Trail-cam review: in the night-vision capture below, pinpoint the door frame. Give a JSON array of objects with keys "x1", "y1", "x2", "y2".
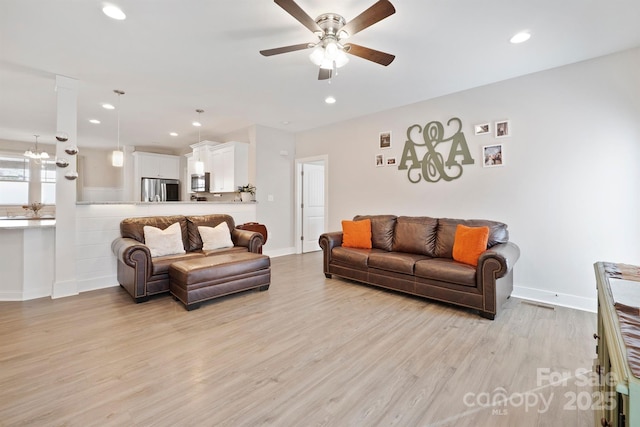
[{"x1": 295, "y1": 155, "x2": 329, "y2": 254}]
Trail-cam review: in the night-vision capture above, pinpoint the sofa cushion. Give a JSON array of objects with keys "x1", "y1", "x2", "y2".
[
  {"x1": 342, "y1": 219, "x2": 372, "y2": 249},
  {"x1": 353, "y1": 215, "x2": 397, "y2": 251},
  {"x1": 392, "y1": 216, "x2": 438, "y2": 256},
  {"x1": 143, "y1": 222, "x2": 186, "y2": 257},
  {"x1": 151, "y1": 252, "x2": 205, "y2": 276},
  {"x1": 414, "y1": 258, "x2": 476, "y2": 287},
  {"x1": 452, "y1": 225, "x2": 489, "y2": 267},
  {"x1": 435, "y1": 218, "x2": 508, "y2": 259},
  {"x1": 121, "y1": 215, "x2": 188, "y2": 249},
  {"x1": 331, "y1": 247, "x2": 380, "y2": 269},
  {"x1": 198, "y1": 222, "x2": 234, "y2": 250},
  {"x1": 201, "y1": 246, "x2": 248, "y2": 257},
  {"x1": 368, "y1": 252, "x2": 431, "y2": 275},
  {"x1": 186, "y1": 214, "x2": 237, "y2": 252}
]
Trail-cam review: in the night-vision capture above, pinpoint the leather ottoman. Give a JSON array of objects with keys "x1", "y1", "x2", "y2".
[{"x1": 169, "y1": 252, "x2": 271, "y2": 311}]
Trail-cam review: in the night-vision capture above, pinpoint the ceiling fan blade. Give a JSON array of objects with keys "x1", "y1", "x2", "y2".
[
  {"x1": 318, "y1": 68, "x2": 332, "y2": 80},
  {"x1": 260, "y1": 43, "x2": 311, "y2": 56},
  {"x1": 340, "y1": 0, "x2": 396, "y2": 38},
  {"x1": 274, "y1": 0, "x2": 322, "y2": 34},
  {"x1": 344, "y1": 43, "x2": 395, "y2": 66}
]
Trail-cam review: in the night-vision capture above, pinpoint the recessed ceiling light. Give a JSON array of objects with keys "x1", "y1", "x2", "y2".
[
  {"x1": 102, "y1": 5, "x2": 126, "y2": 20},
  {"x1": 510, "y1": 31, "x2": 531, "y2": 44},
  {"x1": 192, "y1": 121, "x2": 202, "y2": 127},
  {"x1": 169, "y1": 132, "x2": 178, "y2": 136},
  {"x1": 325, "y1": 96, "x2": 336, "y2": 104},
  {"x1": 89, "y1": 119, "x2": 101, "y2": 124},
  {"x1": 102, "y1": 103, "x2": 115, "y2": 110}
]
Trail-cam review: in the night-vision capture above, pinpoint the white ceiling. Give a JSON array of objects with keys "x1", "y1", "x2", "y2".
[{"x1": 1, "y1": 0, "x2": 639, "y2": 151}]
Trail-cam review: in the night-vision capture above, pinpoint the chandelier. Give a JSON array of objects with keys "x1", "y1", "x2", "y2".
[{"x1": 24, "y1": 134, "x2": 50, "y2": 164}]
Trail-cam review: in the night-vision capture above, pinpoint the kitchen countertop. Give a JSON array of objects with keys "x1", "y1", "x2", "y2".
[
  {"x1": 0, "y1": 219, "x2": 56, "y2": 229},
  {"x1": 76, "y1": 201, "x2": 256, "y2": 205}
]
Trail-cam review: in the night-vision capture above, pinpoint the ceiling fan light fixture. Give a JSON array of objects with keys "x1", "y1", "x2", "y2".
[
  {"x1": 309, "y1": 45, "x2": 325, "y2": 66},
  {"x1": 334, "y1": 50, "x2": 349, "y2": 68}
]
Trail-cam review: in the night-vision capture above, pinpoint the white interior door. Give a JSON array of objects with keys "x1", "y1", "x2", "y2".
[{"x1": 301, "y1": 162, "x2": 325, "y2": 253}]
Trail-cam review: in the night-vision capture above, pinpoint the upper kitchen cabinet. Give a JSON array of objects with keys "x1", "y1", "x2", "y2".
[
  {"x1": 208, "y1": 142, "x2": 248, "y2": 193},
  {"x1": 133, "y1": 152, "x2": 180, "y2": 179}
]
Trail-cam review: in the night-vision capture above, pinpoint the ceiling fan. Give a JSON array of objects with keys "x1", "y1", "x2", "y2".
[{"x1": 260, "y1": 0, "x2": 396, "y2": 80}]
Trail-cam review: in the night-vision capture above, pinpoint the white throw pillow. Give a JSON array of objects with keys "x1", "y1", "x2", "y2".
[
  {"x1": 143, "y1": 222, "x2": 185, "y2": 257},
  {"x1": 198, "y1": 222, "x2": 234, "y2": 250}
]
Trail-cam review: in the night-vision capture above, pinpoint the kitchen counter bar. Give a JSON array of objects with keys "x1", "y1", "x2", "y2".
[{"x1": 76, "y1": 201, "x2": 256, "y2": 205}]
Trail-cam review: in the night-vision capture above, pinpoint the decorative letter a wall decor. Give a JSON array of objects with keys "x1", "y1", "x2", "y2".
[{"x1": 398, "y1": 117, "x2": 474, "y2": 183}]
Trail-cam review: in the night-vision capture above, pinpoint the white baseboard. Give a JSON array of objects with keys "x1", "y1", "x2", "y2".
[
  {"x1": 51, "y1": 280, "x2": 78, "y2": 299},
  {"x1": 78, "y1": 275, "x2": 119, "y2": 293},
  {"x1": 512, "y1": 285, "x2": 597, "y2": 313},
  {"x1": 264, "y1": 247, "x2": 296, "y2": 258},
  {"x1": 0, "y1": 289, "x2": 50, "y2": 301}
]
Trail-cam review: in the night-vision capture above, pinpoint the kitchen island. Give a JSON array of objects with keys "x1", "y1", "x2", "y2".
[{"x1": 0, "y1": 218, "x2": 56, "y2": 300}]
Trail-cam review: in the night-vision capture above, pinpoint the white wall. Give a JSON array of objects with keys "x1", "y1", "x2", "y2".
[
  {"x1": 252, "y1": 125, "x2": 296, "y2": 256},
  {"x1": 294, "y1": 47, "x2": 640, "y2": 312}
]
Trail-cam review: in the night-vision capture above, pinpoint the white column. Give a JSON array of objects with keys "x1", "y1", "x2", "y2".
[{"x1": 52, "y1": 75, "x2": 79, "y2": 298}]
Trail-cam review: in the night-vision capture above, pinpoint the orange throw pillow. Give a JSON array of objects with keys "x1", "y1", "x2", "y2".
[
  {"x1": 342, "y1": 219, "x2": 372, "y2": 249},
  {"x1": 452, "y1": 224, "x2": 490, "y2": 266}
]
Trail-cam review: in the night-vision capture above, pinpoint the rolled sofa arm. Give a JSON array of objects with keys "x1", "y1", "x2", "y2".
[
  {"x1": 232, "y1": 229, "x2": 264, "y2": 253},
  {"x1": 478, "y1": 241, "x2": 521, "y2": 278},
  {"x1": 111, "y1": 237, "x2": 153, "y2": 301},
  {"x1": 319, "y1": 232, "x2": 344, "y2": 278}
]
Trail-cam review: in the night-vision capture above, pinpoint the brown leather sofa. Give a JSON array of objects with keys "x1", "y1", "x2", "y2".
[
  {"x1": 319, "y1": 215, "x2": 520, "y2": 319},
  {"x1": 111, "y1": 214, "x2": 264, "y2": 303}
]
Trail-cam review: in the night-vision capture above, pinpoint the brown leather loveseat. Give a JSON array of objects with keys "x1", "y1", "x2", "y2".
[
  {"x1": 319, "y1": 215, "x2": 520, "y2": 319},
  {"x1": 111, "y1": 214, "x2": 264, "y2": 303}
]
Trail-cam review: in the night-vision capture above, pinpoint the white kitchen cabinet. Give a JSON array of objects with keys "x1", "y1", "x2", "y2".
[
  {"x1": 133, "y1": 152, "x2": 180, "y2": 179},
  {"x1": 208, "y1": 142, "x2": 248, "y2": 193}
]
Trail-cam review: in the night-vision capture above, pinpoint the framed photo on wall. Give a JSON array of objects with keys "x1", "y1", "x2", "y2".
[
  {"x1": 375, "y1": 154, "x2": 384, "y2": 167},
  {"x1": 495, "y1": 120, "x2": 511, "y2": 138},
  {"x1": 379, "y1": 131, "x2": 391, "y2": 149},
  {"x1": 474, "y1": 123, "x2": 490, "y2": 135},
  {"x1": 386, "y1": 156, "x2": 397, "y2": 166},
  {"x1": 483, "y1": 144, "x2": 503, "y2": 167}
]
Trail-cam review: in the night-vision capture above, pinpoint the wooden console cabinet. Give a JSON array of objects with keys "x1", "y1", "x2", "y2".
[{"x1": 594, "y1": 261, "x2": 640, "y2": 427}]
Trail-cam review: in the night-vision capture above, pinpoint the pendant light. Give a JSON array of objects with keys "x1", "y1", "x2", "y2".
[
  {"x1": 24, "y1": 134, "x2": 50, "y2": 164},
  {"x1": 112, "y1": 89, "x2": 125, "y2": 167},
  {"x1": 194, "y1": 109, "x2": 205, "y2": 175}
]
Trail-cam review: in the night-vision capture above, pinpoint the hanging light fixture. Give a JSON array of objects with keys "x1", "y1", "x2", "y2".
[
  {"x1": 112, "y1": 89, "x2": 125, "y2": 167},
  {"x1": 24, "y1": 134, "x2": 50, "y2": 164},
  {"x1": 194, "y1": 109, "x2": 205, "y2": 175}
]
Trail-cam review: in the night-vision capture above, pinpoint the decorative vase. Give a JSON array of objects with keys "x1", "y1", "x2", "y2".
[{"x1": 240, "y1": 192, "x2": 252, "y2": 202}]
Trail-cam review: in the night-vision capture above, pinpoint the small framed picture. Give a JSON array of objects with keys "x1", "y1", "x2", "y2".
[
  {"x1": 375, "y1": 154, "x2": 384, "y2": 167},
  {"x1": 495, "y1": 120, "x2": 511, "y2": 138},
  {"x1": 474, "y1": 123, "x2": 490, "y2": 135},
  {"x1": 483, "y1": 144, "x2": 504, "y2": 167},
  {"x1": 386, "y1": 156, "x2": 397, "y2": 166},
  {"x1": 379, "y1": 131, "x2": 391, "y2": 149}
]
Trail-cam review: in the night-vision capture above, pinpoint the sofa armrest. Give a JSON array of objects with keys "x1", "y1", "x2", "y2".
[
  {"x1": 232, "y1": 229, "x2": 264, "y2": 253},
  {"x1": 111, "y1": 237, "x2": 152, "y2": 270},
  {"x1": 319, "y1": 232, "x2": 343, "y2": 277},
  {"x1": 478, "y1": 241, "x2": 520, "y2": 278},
  {"x1": 111, "y1": 237, "x2": 154, "y2": 301}
]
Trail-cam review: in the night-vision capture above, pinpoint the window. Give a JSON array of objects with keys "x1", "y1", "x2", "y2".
[
  {"x1": 0, "y1": 154, "x2": 56, "y2": 205},
  {"x1": 41, "y1": 160, "x2": 56, "y2": 204}
]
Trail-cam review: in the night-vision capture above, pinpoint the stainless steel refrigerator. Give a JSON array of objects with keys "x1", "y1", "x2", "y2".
[{"x1": 141, "y1": 178, "x2": 180, "y2": 202}]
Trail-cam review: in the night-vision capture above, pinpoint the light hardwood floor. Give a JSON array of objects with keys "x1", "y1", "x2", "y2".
[{"x1": 0, "y1": 252, "x2": 596, "y2": 426}]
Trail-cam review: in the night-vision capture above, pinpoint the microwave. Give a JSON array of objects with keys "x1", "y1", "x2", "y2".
[{"x1": 191, "y1": 172, "x2": 210, "y2": 192}]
